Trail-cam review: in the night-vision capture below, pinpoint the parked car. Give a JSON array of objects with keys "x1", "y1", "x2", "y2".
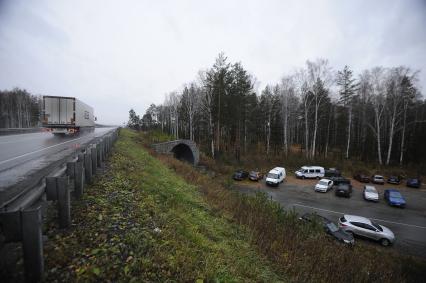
[
  {"x1": 266, "y1": 167, "x2": 286, "y2": 186},
  {"x1": 315, "y1": 179, "x2": 333, "y2": 193},
  {"x1": 387, "y1": 175, "x2": 401, "y2": 185},
  {"x1": 338, "y1": 214, "x2": 395, "y2": 246},
  {"x1": 335, "y1": 183, "x2": 352, "y2": 198},
  {"x1": 363, "y1": 185, "x2": 379, "y2": 202},
  {"x1": 384, "y1": 189, "x2": 406, "y2": 208},
  {"x1": 249, "y1": 171, "x2": 263, "y2": 181},
  {"x1": 324, "y1": 168, "x2": 341, "y2": 178},
  {"x1": 299, "y1": 213, "x2": 354, "y2": 246},
  {"x1": 331, "y1": 177, "x2": 351, "y2": 187},
  {"x1": 406, "y1": 178, "x2": 421, "y2": 188},
  {"x1": 372, "y1": 175, "x2": 385, "y2": 185},
  {"x1": 353, "y1": 173, "x2": 370, "y2": 183},
  {"x1": 232, "y1": 170, "x2": 249, "y2": 181},
  {"x1": 295, "y1": 166, "x2": 325, "y2": 179}
]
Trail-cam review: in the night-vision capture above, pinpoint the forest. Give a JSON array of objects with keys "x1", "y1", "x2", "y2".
[
  {"x1": 133, "y1": 53, "x2": 426, "y2": 167},
  {"x1": 0, "y1": 88, "x2": 41, "y2": 128}
]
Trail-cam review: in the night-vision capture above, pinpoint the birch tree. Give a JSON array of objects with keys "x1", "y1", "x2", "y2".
[{"x1": 336, "y1": 65, "x2": 358, "y2": 159}]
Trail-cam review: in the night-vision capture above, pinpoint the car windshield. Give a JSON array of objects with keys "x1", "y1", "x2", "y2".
[
  {"x1": 389, "y1": 191, "x2": 402, "y2": 198},
  {"x1": 375, "y1": 176, "x2": 384, "y2": 180},
  {"x1": 365, "y1": 187, "x2": 376, "y2": 193},
  {"x1": 319, "y1": 180, "x2": 329, "y2": 186},
  {"x1": 371, "y1": 222, "x2": 383, "y2": 232},
  {"x1": 268, "y1": 173, "x2": 278, "y2": 179},
  {"x1": 326, "y1": 222, "x2": 339, "y2": 232},
  {"x1": 249, "y1": 171, "x2": 256, "y2": 175}
]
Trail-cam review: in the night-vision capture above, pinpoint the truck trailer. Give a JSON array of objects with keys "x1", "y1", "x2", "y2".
[{"x1": 42, "y1": 96, "x2": 95, "y2": 135}]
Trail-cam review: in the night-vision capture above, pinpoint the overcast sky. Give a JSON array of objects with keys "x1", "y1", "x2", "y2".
[{"x1": 1, "y1": 0, "x2": 425, "y2": 125}]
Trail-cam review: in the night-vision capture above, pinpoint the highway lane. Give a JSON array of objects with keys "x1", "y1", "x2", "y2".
[
  {"x1": 0, "y1": 128, "x2": 114, "y2": 172},
  {"x1": 235, "y1": 178, "x2": 426, "y2": 258}
]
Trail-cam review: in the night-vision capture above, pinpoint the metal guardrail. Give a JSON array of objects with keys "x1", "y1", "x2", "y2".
[{"x1": 0, "y1": 128, "x2": 120, "y2": 282}]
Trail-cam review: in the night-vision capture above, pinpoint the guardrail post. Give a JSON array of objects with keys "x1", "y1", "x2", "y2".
[
  {"x1": 84, "y1": 152, "x2": 92, "y2": 184},
  {"x1": 97, "y1": 141, "x2": 103, "y2": 167},
  {"x1": 22, "y1": 205, "x2": 44, "y2": 282},
  {"x1": 66, "y1": 161, "x2": 75, "y2": 179},
  {"x1": 102, "y1": 139, "x2": 107, "y2": 160},
  {"x1": 91, "y1": 145, "x2": 97, "y2": 174},
  {"x1": 46, "y1": 176, "x2": 71, "y2": 228},
  {"x1": 74, "y1": 160, "x2": 84, "y2": 198},
  {"x1": 56, "y1": 177, "x2": 70, "y2": 228}
]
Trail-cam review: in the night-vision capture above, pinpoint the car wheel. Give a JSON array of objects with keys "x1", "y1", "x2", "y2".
[
  {"x1": 380, "y1": 238, "x2": 390, "y2": 247},
  {"x1": 316, "y1": 176, "x2": 320, "y2": 180},
  {"x1": 302, "y1": 176, "x2": 305, "y2": 179}
]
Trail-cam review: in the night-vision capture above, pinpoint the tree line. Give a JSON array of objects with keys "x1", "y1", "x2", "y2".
[
  {"x1": 0, "y1": 88, "x2": 41, "y2": 128},
  {"x1": 132, "y1": 53, "x2": 426, "y2": 166}
]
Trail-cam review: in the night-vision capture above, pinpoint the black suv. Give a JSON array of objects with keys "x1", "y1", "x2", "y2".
[
  {"x1": 335, "y1": 183, "x2": 353, "y2": 198},
  {"x1": 233, "y1": 170, "x2": 249, "y2": 181}
]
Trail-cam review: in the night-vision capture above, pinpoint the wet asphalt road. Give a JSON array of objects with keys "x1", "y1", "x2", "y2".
[
  {"x1": 0, "y1": 128, "x2": 115, "y2": 192},
  {"x1": 0, "y1": 128, "x2": 114, "y2": 172},
  {"x1": 235, "y1": 177, "x2": 426, "y2": 258}
]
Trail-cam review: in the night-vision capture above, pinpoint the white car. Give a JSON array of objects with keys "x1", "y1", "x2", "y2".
[
  {"x1": 315, "y1": 179, "x2": 333, "y2": 192},
  {"x1": 338, "y1": 214, "x2": 395, "y2": 246},
  {"x1": 363, "y1": 185, "x2": 379, "y2": 202}
]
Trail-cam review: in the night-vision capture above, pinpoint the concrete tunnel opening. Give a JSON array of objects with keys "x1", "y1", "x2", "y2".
[{"x1": 171, "y1": 143, "x2": 195, "y2": 165}]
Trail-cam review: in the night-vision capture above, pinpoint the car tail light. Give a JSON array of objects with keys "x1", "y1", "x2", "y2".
[{"x1": 340, "y1": 223, "x2": 347, "y2": 227}]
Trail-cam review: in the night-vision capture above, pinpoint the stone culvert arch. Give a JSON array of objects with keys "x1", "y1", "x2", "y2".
[{"x1": 152, "y1": 139, "x2": 199, "y2": 165}]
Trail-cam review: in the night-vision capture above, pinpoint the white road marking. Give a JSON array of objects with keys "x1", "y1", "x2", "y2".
[
  {"x1": 0, "y1": 136, "x2": 87, "y2": 165},
  {"x1": 292, "y1": 203, "x2": 426, "y2": 229}
]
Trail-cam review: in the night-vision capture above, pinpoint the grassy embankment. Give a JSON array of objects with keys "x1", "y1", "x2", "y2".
[
  {"x1": 43, "y1": 129, "x2": 426, "y2": 282},
  {"x1": 43, "y1": 129, "x2": 282, "y2": 282}
]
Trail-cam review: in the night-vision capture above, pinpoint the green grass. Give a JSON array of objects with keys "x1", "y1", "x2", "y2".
[{"x1": 43, "y1": 129, "x2": 282, "y2": 282}]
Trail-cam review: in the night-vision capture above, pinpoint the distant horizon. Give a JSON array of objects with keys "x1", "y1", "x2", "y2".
[{"x1": 1, "y1": 0, "x2": 425, "y2": 124}]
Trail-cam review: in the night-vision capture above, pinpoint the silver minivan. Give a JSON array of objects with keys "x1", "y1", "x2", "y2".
[{"x1": 338, "y1": 214, "x2": 395, "y2": 246}]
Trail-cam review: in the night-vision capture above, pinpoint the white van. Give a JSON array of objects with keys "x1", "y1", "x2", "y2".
[
  {"x1": 266, "y1": 167, "x2": 286, "y2": 186},
  {"x1": 295, "y1": 166, "x2": 325, "y2": 179}
]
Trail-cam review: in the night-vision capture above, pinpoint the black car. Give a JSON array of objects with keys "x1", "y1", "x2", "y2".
[
  {"x1": 299, "y1": 213, "x2": 354, "y2": 246},
  {"x1": 233, "y1": 170, "x2": 249, "y2": 181},
  {"x1": 331, "y1": 176, "x2": 351, "y2": 187},
  {"x1": 353, "y1": 173, "x2": 370, "y2": 183},
  {"x1": 387, "y1": 175, "x2": 401, "y2": 185},
  {"x1": 406, "y1": 178, "x2": 421, "y2": 188},
  {"x1": 335, "y1": 183, "x2": 352, "y2": 198},
  {"x1": 324, "y1": 168, "x2": 341, "y2": 178}
]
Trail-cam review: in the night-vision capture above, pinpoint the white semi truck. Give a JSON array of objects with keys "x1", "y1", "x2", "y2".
[{"x1": 42, "y1": 96, "x2": 95, "y2": 135}]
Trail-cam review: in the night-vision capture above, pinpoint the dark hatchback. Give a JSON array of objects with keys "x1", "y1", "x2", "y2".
[
  {"x1": 232, "y1": 170, "x2": 249, "y2": 181},
  {"x1": 353, "y1": 173, "x2": 370, "y2": 183},
  {"x1": 335, "y1": 183, "x2": 353, "y2": 198},
  {"x1": 299, "y1": 213, "x2": 354, "y2": 246},
  {"x1": 406, "y1": 178, "x2": 421, "y2": 188},
  {"x1": 387, "y1": 176, "x2": 401, "y2": 185}
]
